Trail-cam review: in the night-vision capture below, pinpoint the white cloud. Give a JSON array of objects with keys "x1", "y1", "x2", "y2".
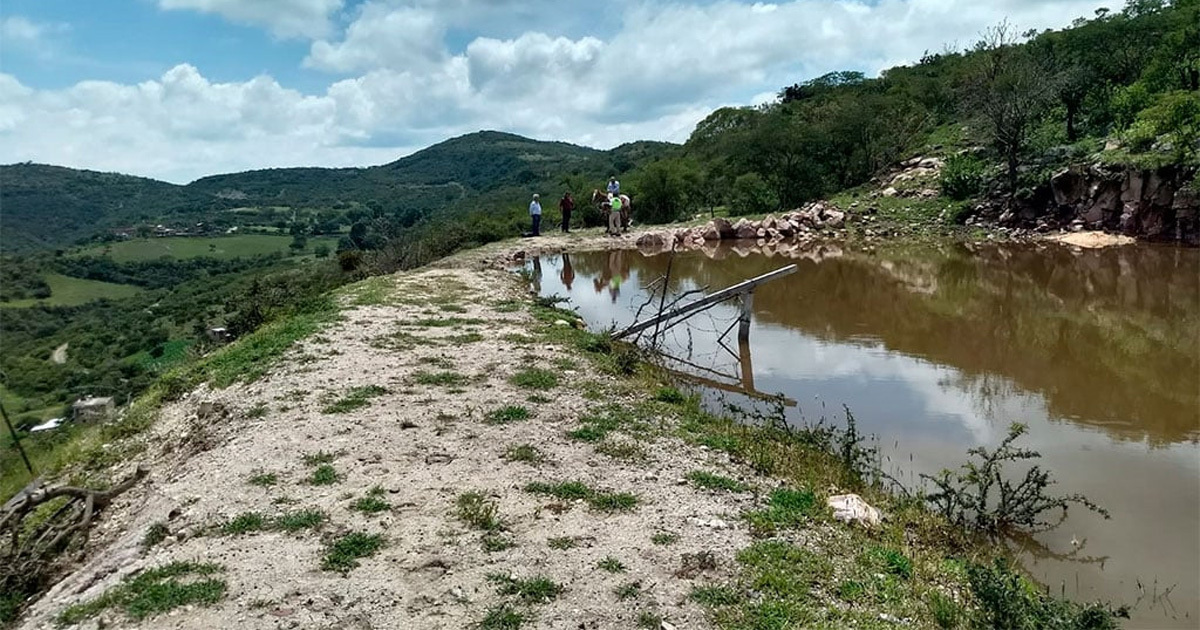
[
  {"x1": 157, "y1": 0, "x2": 343, "y2": 39},
  {"x1": 1, "y1": 0, "x2": 1107, "y2": 181},
  {"x1": 1, "y1": 16, "x2": 70, "y2": 58},
  {"x1": 305, "y1": 3, "x2": 447, "y2": 72}
]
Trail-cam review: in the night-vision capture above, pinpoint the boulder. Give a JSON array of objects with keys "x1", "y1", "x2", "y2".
[
  {"x1": 636, "y1": 232, "x2": 666, "y2": 249},
  {"x1": 882, "y1": 186, "x2": 900, "y2": 197},
  {"x1": 756, "y1": 228, "x2": 767, "y2": 238},
  {"x1": 822, "y1": 209, "x2": 846, "y2": 229},
  {"x1": 711, "y1": 217, "x2": 736, "y2": 239},
  {"x1": 701, "y1": 225, "x2": 721, "y2": 241},
  {"x1": 735, "y1": 222, "x2": 758, "y2": 240}
]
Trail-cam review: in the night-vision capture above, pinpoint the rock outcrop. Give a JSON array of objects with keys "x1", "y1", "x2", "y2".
[{"x1": 982, "y1": 164, "x2": 1198, "y2": 245}]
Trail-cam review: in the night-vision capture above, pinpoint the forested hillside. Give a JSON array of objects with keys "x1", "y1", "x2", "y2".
[
  {"x1": 620, "y1": 0, "x2": 1198, "y2": 225},
  {"x1": 0, "y1": 132, "x2": 673, "y2": 253}
]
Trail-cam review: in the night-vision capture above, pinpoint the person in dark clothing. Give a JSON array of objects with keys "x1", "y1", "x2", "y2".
[{"x1": 559, "y1": 192, "x2": 575, "y2": 233}]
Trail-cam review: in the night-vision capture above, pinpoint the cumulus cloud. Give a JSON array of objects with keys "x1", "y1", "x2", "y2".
[
  {"x1": 1, "y1": 0, "x2": 1107, "y2": 181},
  {"x1": 157, "y1": 0, "x2": 343, "y2": 39}
]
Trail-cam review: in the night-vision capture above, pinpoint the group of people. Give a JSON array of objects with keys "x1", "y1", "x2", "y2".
[{"x1": 525, "y1": 176, "x2": 628, "y2": 237}]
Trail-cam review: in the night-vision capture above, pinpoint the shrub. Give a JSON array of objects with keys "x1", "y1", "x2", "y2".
[
  {"x1": 729, "y1": 172, "x2": 779, "y2": 216},
  {"x1": 939, "y1": 154, "x2": 986, "y2": 200}
]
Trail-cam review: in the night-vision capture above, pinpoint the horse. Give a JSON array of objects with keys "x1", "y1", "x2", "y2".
[{"x1": 591, "y1": 189, "x2": 632, "y2": 231}]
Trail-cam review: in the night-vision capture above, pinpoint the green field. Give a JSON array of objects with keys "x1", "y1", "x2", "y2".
[
  {"x1": 79, "y1": 234, "x2": 340, "y2": 262},
  {"x1": 0, "y1": 273, "x2": 142, "y2": 308}
]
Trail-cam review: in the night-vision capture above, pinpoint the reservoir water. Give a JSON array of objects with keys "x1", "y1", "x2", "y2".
[{"x1": 528, "y1": 240, "x2": 1199, "y2": 629}]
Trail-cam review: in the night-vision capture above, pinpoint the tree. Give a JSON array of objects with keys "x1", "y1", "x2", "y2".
[
  {"x1": 631, "y1": 157, "x2": 703, "y2": 224},
  {"x1": 961, "y1": 22, "x2": 1056, "y2": 201}
]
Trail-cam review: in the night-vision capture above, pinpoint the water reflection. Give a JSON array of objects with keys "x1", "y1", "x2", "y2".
[{"x1": 530, "y1": 241, "x2": 1200, "y2": 629}]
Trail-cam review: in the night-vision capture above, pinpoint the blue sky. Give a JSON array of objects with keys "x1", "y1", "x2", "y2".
[{"x1": 0, "y1": 0, "x2": 1107, "y2": 183}]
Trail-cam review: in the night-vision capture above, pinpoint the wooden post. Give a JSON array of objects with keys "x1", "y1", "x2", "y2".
[
  {"x1": 737, "y1": 292, "x2": 753, "y2": 344},
  {"x1": 613, "y1": 264, "x2": 796, "y2": 340}
]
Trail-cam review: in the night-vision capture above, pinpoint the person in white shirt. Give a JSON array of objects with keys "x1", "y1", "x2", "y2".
[
  {"x1": 529, "y1": 194, "x2": 542, "y2": 236},
  {"x1": 607, "y1": 176, "x2": 620, "y2": 196}
]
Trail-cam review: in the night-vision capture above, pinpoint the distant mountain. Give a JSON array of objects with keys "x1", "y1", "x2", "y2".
[{"x1": 1, "y1": 131, "x2": 676, "y2": 253}]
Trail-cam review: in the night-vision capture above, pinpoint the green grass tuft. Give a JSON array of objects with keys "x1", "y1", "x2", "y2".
[
  {"x1": 412, "y1": 370, "x2": 469, "y2": 386},
  {"x1": 510, "y1": 367, "x2": 559, "y2": 389},
  {"x1": 597, "y1": 557, "x2": 626, "y2": 573},
  {"x1": 653, "y1": 387, "x2": 686, "y2": 404},
  {"x1": 502, "y1": 444, "x2": 546, "y2": 464},
  {"x1": 614, "y1": 581, "x2": 642, "y2": 600},
  {"x1": 745, "y1": 487, "x2": 818, "y2": 533},
  {"x1": 56, "y1": 562, "x2": 226, "y2": 625},
  {"x1": 321, "y1": 385, "x2": 388, "y2": 414},
  {"x1": 486, "y1": 405, "x2": 531, "y2": 425},
  {"x1": 457, "y1": 491, "x2": 503, "y2": 531},
  {"x1": 247, "y1": 472, "x2": 278, "y2": 487},
  {"x1": 141, "y1": 522, "x2": 169, "y2": 550},
  {"x1": 547, "y1": 536, "x2": 576, "y2": 550},
  {"x1": 487, "y1": 574, "x2": 564, "y2": 604},
  {"x1": 301, "y1": 450, "x2": 336, "y2": 466},
  {"x1": 222, "y1": 512, "x2": 268, "y2": 535},
  {"x1": 651, "y1": 532, "x2": 679, "y2": 546},
  {"x1": 308, "y1": 464, "x2": 339, "y2": 485},
  {"x1": 478, "y1": 603, "x2": 526, "y2": 629},
  {"x1": 690, "y1": 585, "x2": 743, "y2": 607},
  {"x1": 482, "y1": 533, "x2": 517, "y2": 552},
  {"x1": 273, "y1": 509, "x2": 326, "y2": 532},
  {"x1": 320, "y1": 532, "x2": 384, "y2": 572},
  {"x1": 686, "y1": 470, "x2": 748, "y2": 492}
]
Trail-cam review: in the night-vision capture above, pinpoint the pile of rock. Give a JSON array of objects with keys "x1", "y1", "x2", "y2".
[{"x1": 635, "y1": 202, "x2": 849, "y2": 254}]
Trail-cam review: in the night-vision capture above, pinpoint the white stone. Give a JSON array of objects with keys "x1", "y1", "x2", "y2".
[{"x1": 827, "y1": 493, "x2": 881, "y2": 527}]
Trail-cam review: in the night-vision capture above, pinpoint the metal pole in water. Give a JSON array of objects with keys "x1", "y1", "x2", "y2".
[
  {"x1": 0, "y1": 400, "x2": 35, "y2": 476},
  {"x1": 737, "y1": 292, "x2": 754, "y2": 344}
]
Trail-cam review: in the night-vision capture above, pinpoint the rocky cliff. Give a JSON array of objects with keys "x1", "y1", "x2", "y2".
[{"x1": 1002, "y1": 164, "x2": 1198, "y2": 245}]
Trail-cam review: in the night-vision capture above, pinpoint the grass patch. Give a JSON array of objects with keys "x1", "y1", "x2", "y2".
[
  {"x1": 302, "y1": 450, "x2": 336, "y2": 466},
  {"x1": 487, "y1": 574, "x2": 564, "y2": 604},
  {"x1": 595, "y1": 439, "x2": 645, "y2": 461},
  {"x1": 637, "y1": 612, "x2": 665, "y2": 629},
  {"x1": 547, "y1": 536, "x2": 577, "y2": 550},
  {"x1": 56, "y1": 562, "x2": 226, "y2": 625},
  {"x1": 307, "y1": 464, "x2": 339, "y2": 486},
  {"x1": 524, "y1": 480, "x2": 638, "y2": 512},
  {"x1": 503, "y1": 444, "x2": 546, "y2": 464},
  {"x1": 509, "y1": 367, "x2": 559, "y2": 389},
  {"x1": 486, "y1": 405, "x2": 531, "y2": 425},
  {"x1": 457, "y1": 491, "x2": 503, "y2": 531},
  {"x1": 597, "y1": 557, "x2": 626, "y2": 573},
  {"x1": 744, "y1": 487, "x2": 818, "y2": 533},
  {"x1": 222, "y1": 512, "x2": 268, "y2": 535},
  {"x1": 447, "y1": 332, "x2": 485, "y2": 345},
  {"x1": 351, "y1": 487, "x2": 391, "y2": 514},
  {"x1": 246, "y1": 402, "x2": 269, "y2": 418},
  {"x1": 614, "y1": 581, "x2": 642, "y2": 600},
  {"x1": 651, "y1": 532, "x2": 679, "y2": 546},
  {"x1": 526, "y1": 393, "x2": 551, "y2": 404},
  {"x1": 320, "y1": 532, "x2": 384, "y2": 573},
  {"x1": 0, "y1": 273, "x2": 142, "y2": 309},
  {"x1": 321, "y1": 385, "x2": 387, "y2": 414},
  {"x1": 686, "y1": 470, "x2": 748, "y2": 493},
  {"x1": 653, "y1": 386, "x2": 686, "y2": 404},
  {"x1": 273, "y1": 509, "x2": 326, "y2": 532},
  {"x1": 141, "y1": 522, "x2": 169, "y2": 550},
  {"x1": 478, "y1": 604, "x2": 526, "y2": 629},
  {"x1": 410, "y1": 317, "x2": 485, "y2": 328},
  {"x1": 412, "y1": 370, "x2": 468, "y2": 387},
  {"x1": 247, "y1": 472, "x2": 278, "y2": 487},
  {"x1": 690, "y1": 585, "x2": 742, "y2": 607},
  {"x1": 482, "y1": 533, "x2": 517, "y2": 552}
]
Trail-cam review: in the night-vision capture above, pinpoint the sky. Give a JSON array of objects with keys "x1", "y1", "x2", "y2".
[{"x1": 0, "y1": 0, "x2": 1108, "y2": 184}]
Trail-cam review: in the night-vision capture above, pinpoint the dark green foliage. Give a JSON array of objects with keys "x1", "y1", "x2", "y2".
[
  {"x1": 651, "y1": 532, "x2": 679, "y2": 546},
  {"x1": 967, "y1": 558, "x2": 1124, "y2": 630},
  {"x1": 248, "y1": 472, "x2": 278, "y2": 487},
  {"x1": 502, "y1": 444, "x2": 546, "y2": 464},
  {"x1": 523, "y1": 480, "x2": 639, "y2": 512},
  {"x1": 928, "y1": 591, "x2": 964, "y2": 629},
  {"x1": 597, "y1": 557, "x2": 626, "y2": 573},
  {"x1": 412, "y1": 370, "x2": 468, "y2": 386},
  {"x1": 273, "y1": 509, "x2": 326, "y2": 532},
  {"x1": 652, "y1": 386, "x2": 686, "y2": 404},
  {"x1": 308, "y1": 464, "x2": 339, "y2": 485},
  {"x1": 939, "y1": 154, "x2": 986, "y2": 200},
  {"x1": 351, "y1": 487, "x2": 391, "y2": 514},
  {"x1": 690, "y1": 585, "x2": 742, "y2": 607},
  {"x1": 221, "y1": 512, "x2": 267, "y2": 535},
  {"x1": 321, "y1": 532, "x2": 385, "y2": 572}
]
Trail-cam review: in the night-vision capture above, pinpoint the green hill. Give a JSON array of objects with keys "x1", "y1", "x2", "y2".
[{"x1": 1, "y1": 132, "x2": 675, "y2": 253}]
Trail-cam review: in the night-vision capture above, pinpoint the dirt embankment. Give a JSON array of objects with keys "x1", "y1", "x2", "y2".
[{"x1": 18, "y1": 267, "x2": 762, "y2": 629}]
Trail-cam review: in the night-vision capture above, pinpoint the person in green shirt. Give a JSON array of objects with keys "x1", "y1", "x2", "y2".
[{"x1": 608, "y1": 194, "x2": 623, "y2": 236}]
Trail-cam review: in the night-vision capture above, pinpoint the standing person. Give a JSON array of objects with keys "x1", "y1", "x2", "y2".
[
  {"x1": 608, "y1": 193, "x2": 623, "y2": 236},
  {"x1": 528, "y1": 194, "x2": 542, "y2": 236},
  {"x1": 607, "y1": 176, "x2": 620, "y2": 196},
  {"x1": 559, "y1": 192, "x2": 575, "y2": 233}
]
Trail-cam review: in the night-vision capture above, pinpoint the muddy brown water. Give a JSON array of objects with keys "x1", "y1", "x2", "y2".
[{"x1": 527, "y1": 240, "x2": 1199, "y2": 629}]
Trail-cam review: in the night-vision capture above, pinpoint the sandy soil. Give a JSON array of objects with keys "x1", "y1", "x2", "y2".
[{"x1": 19, "y1": 267, "x2": 759, "y2": 630}]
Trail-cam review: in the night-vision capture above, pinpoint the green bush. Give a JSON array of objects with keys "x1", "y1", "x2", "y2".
[
  {"x1": 939, "y1": 155, "x2": 985, "y2": 200},
  {"x1": 729, "y1": 172, "x2": 778, "y2": 216},
  {"x1": 967, "y1": 558, "x2": 1125, "y2": 629}
]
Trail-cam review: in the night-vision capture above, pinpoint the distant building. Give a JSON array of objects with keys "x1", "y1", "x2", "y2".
[{"x1": 72, "y1": 397, "x2": 115, "y2": 423}]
